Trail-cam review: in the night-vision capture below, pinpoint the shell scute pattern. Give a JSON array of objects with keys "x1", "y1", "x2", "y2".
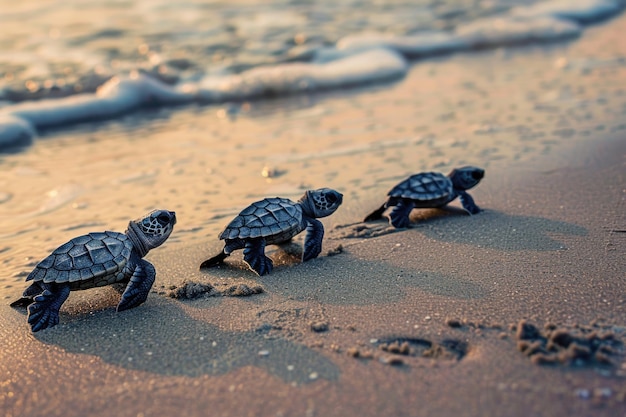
[
  {"x1": 71, "y1": 235, "x2": 92, "y2": 246},
  {"x1": 36, "y1": 256, "x2": 55, "y2": 270},
  {"x1": 91, "y1": 263, "x2": 106, "y2": 277},
  {"x1": 104, "y1": 259, "x2": 118, "y2": 274},
  {"x1": 55, "y1": 241, "x2": 73, "y2": 254},
  {"x1": 28, "y1": 231, "x2": 133, "y2": 288},
  {"x1": 219, "y1": 197, "x2": 303, "y2": 241},
  {"x1": 56, "y1": 270, "x2": 69, "y2": 284},
  {"x1": 103, "y1": 237, "x2": 125, "y2": 257},
  {"x1": 53, "y1": 253, "x2": 73, "y2": 271},
  {"x1": 29, "y1": 268, "x2": 45, "y2": 281},
  {"x1": 69, "y1": 269, "x2": 81, "y2": 282},
  {"x1": 392, "y1": 172, "x2": 452, "y2": 201},
  {"x1": 88, "y1": 232, "x2": 108, "y2": 241}
]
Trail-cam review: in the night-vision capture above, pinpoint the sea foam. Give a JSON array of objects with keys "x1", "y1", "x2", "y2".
[{"x1": 0, "y1": 0, "x2": 623, "y2": 149}]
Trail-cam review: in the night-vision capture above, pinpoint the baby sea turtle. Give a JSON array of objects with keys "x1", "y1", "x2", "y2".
[
  {"x1": 11, "y1": 209, "x2": 176, "y2": 332},
  {"x1": 200, "y1": 188, "x2": 343, "y2": 276},
  {"x1": 364, "y1": 166, "x2": 484, "y2": 228}
]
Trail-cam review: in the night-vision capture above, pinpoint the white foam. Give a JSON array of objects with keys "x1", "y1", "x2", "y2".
[
  {"x1": 8, "y1": 73, "x2": 194, "y2": 128},
  {"x1": 335, "y1": 32, "x2": 469, "y2": 58},
  {"x1": 511, "y1": 0, "x2": 623, "y2": 23},
  {"x1": 455, "y1": 15, "x2": 582, "y2": 48},
  {"x1": 0, "y1": 114, "x2": 36, "y2": 148},
  {"x1": 195, "y1": 48, "x2": 408, "y2": 102}
]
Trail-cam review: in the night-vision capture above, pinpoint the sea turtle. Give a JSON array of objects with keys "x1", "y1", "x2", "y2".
[
  {"x1": 364, "y1": 166, "x2": 484, "y2": 228},
  {"x1": 10, "y1": 209, "x2": 177, "y2": 332},
  {"x1": 200, "y1": 188, "x2": 343, "y2": 276}
]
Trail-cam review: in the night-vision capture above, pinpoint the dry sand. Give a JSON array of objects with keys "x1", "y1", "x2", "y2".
[{"x1": 2, "y1": 13, "x2": 626, "y2": 417}]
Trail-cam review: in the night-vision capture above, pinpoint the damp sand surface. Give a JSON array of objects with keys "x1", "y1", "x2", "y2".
[{"x1": 1, "y1": 11, "x2": 626, "y2": 417}]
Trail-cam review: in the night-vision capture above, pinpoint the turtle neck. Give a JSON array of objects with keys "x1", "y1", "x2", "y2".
[
  {"x1": 297, "y1": 191, "x2": 316, "y2": 218},
  {"x1": 126, "y1": 221, "x2": 150, "y2": 258}
]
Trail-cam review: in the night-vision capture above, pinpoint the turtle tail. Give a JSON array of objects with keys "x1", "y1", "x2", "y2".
[
  {"x1": 200, "y1": 251, "x2": 229, "y2": 269},
  {"x1": 363, "y1": 203, "x2": 386, "y2": 222}
]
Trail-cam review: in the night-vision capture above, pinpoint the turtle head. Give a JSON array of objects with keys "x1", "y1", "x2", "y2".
[
  {"x1": 299, "y1": 188, "x2": 343, "y2": 218},
  {"x1": 448, "y1": 166, "x2": 484, "y2": 191},
  {"x1": 127, "y1": 209, "x2": 177, "y2": 256}
]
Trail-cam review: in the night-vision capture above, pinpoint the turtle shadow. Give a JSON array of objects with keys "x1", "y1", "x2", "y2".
[
  {"x1": 416, "y1": 209, "x2": 588, "y2": 251},
  {"x1": 190, "y1": 243, "x2": 486, "y2": 305},
  {"x1": 258, "y1": 256, "x2": 487, "y2": 305},
  {"x1": 33, "y1": 298, "x2": 340, "y2": 384},
  {"x1": 335, "y1": 208, "x2": 587, "y2": 252}
]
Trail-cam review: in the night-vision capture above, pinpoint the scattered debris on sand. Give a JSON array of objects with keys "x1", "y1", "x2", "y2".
[
  {"x1": 377, "y1": 337, "x2": 469, "y2": 361},
  {"x1": 512, "y1": 319, "x2": 624, "y2": 367},
  {"x1": 166, "y1": 281, "x2": 264, "y2": 299},
  {"x1": 326, "y1": 244, "x2": 344, "y2": 257},
  {"x1": 223, "y1": 284, "x2": 264, "y2": 297},
  {"x1": 167, "y1": 281, "x2": 215, "y2": 299},
  {"x1": 445, "y1": 318, "x2": 463, "y2": 328}
]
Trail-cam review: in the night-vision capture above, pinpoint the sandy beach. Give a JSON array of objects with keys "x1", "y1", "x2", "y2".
[
  {"x1": 2, "y1": 3, "x2": 626, "y2": 417},
  {"x1": 7, "y1": 130, "x2": 626, "y2": 417}
]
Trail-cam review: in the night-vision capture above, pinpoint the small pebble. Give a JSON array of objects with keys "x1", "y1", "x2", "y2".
[
  {"x1": 575, "y1": 389, "x2": 590, "y2": 399},
  {"x1": 310, "y1": 321, "x2": 329, "y2": 332}
]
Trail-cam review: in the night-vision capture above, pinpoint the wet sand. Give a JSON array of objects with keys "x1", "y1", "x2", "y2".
[{"x1": 2, "y1": 12, "x2": 626, "y2": 417}]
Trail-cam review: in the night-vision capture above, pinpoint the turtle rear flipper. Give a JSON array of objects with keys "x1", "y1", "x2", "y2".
[
  {"x1": 243, "y1": 239, "x2": 273, "y2": 276},
  {"x1": 363, "y1": 203, "x2": 386, "y2": 222},
  {"x1": 11, "y1": 282, "x2": 44, "y2": 307},
  {"x1": 389, "y1": 200, "x2": 415, "y2": 228},
  {"x1": 10, "y1": 297, "x2": 33, "y2": 308},
  {"x1": 200, "y1": 251, "x2": 229, "y2": 269},
  {"x1": 28, "y1": 287, "x2": 71, "y2": 332},
  {"x1": 117, "y1": 260, "x2": 156, "y2": 312}
]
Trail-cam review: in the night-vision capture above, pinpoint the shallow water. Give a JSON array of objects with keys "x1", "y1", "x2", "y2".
[
  {"x1": 1, "y1": 1, "x2": 626, "y2": 296},
  {"x1": 0, "y1": 0, "x2": 533, "y2": 97},
  {"x1": 0, "y1": 0, "x2": 623, "y2": 146}
]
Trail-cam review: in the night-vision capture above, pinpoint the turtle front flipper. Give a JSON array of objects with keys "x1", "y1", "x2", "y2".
[
  {"x1": 243, "y1": 238, "x2": 273, "y2": 276},
  {"x1": 27, "y1": 285, "x2": 71, "y2": 332},
  {"x1": 458, "y1": 191, "x2": 481, "y2": 214},
  {"x1": 303, "y1": 218, "x2": 324, "y2": 262},
  {"x1": 389, "y1": 200, "x2": 415, "y2": 228},
  {"x1": 117, "y1": 260, "x2": 156, "y2": 312},
  {"x1": 364, "y1": 203, "x2": 386, "y2": 222}
]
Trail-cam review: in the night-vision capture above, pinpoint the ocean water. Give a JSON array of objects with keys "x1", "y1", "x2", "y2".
[
  {"x1": 0, "y1": 0, "x2": 623, "y2": 145},
  {"x1": 1, "y1": 0, "x2": 625, "y2": 295}
]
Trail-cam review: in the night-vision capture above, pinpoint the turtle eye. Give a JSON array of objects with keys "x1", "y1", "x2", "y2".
[
  {"x1": 325, "y1": 193, "x2": 337, "y2": 204},
  {"x1": 157, "y1": 213, "x2": 171, "y2": 224},
  {"x1": 471, "y1": 170, "x2": 484, "y2": 180}
]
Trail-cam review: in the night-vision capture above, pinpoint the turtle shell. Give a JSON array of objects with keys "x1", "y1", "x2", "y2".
[
  {"x1": 219, "y1": 197, "x2": 304, "y2": 242},
  {"x1": 26, "y1": 231, "x2": 134, "y2": 290},
  {"x1": 388, "y1": 172, "x2": 453, "y2": 204}
]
